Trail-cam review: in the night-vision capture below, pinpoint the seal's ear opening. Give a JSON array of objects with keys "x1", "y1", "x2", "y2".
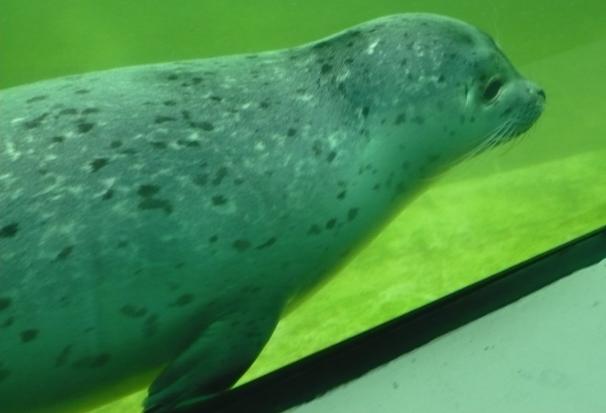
[{"x1": 177, "y1": 225, "x2": 606, "y2": 413}]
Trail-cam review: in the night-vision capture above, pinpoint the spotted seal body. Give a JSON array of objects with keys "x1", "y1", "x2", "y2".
[{"x1": 0, "y1": 13, "x2": 544, "y2": 413}]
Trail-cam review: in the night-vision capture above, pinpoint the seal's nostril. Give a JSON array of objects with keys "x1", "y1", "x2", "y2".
[{"x1": 537, "y1": 89, "x2": 546, "y2": 101}]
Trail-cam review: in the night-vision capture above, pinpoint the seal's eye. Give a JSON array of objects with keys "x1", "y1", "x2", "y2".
[{"x1": 482, "y1": 77, "x2": 504, "y2": 102}]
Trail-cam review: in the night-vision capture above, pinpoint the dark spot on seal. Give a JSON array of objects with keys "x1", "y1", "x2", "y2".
[
  {"x1": 110, "y1": 140, "x2": 122, "y2": 148},
  {"x1": 259, "y1": 100, "x2": 270, "y2": 109},
  {"x1": 210, "y1": 95, "x2": 223, "y2": 102},
  {"x1": 163, "y1": 100, "x2": 177, "y2": 106},
  {"x1": 138, "y1": 199, "x2": 173, "y2": 215},
  {"x1": 325, "y1": 218, "x2": 337, "y2": 230},
  {"x1": 77, "y1": 122, "x2": 95, "y2": 133},
  {"x1": 437, "y1": 75, "x2": 445, "y2": 83},
  {"x1": 120, "y1": 305, "x2": 148, "y2": 318},
  {"x1": 143, "y1": 314, "x2": 159, "y2": 337},
  {"x1": 0, "y1": 223, "x2": 18, "y2": 238},
  {"x1": 101, "y1": 189, "x2": 114, "y2": 200},
  {"x1": 26, "y1": 95, "x2": 48, "y2": 103},
  {"x1": 198, "y1": 121, "x2": 215, "y2": 131},
  {"x1": 233, "y1": 239, "x2": 251, "y2": 252},
  {"x1": 155, "y1": 115, "x2": 176, "y2": 124},
  {"x1": 327, "y1": 151, "x2": 337, "y2": 162},
  {"x1": 72, "y1": 353, "x2": 111, "y2": 369},
  {"x1": 20, "y1": 329, "x2": 39, "y2": 343},
  {"x1": 362, "y1": 106, "x2": 370, "y2": 117},
  {"x1": 181, "y1": 110, "x2": 214, "y2": 131},
  {"x1": 58, "y1": 108, "x2": 78, "y2": 116},
  {"x1": 55, "y1": 344, "x2": 73, "y2": 367},
  {"x1": 56, "y1": 246, "x2": 74, "y2": 261},
  {"x1": 177, "y1": 139, "x2": 200, "y2": 148},
  {"x1": 51, "y1": 136, "x2": 65, "y2": 144},
  {"x1": 233, "y1": 178, "x2": 245, "y2": 185},
  {"x1": 2, "y1": 317, "x2": 14, "y2": 328},
  {"x1": 337, "y1": 190, "x2": 346, "y2": 200},
  {"x1": 171, "y1": 294, "x2": 194, "y2": 307},
  {"x1": 167, "y1": 74, "x2": 179, "y2": 81},
  {"x1": 212, "y1": 167, "x2": 228, "y2": 186},
  {"x1": 82, "y1": 108, "x2": 100, "y2": 115},
  {"x1": 412, "y1": 116, "x2": 425, "y2": 125},
  {"x1": 137, "y1": 184, "x2": 160, "y2": 198},
  {"x1": 256, "y1": 237, "x2": 277, "y2": 250},
  {"x1": 209, "y1": 235, "x2": 218, "y2": 243},
  {"x1": 90, "y1": 158, "x2": 109, "y2": 173},
  {"x1": 347, "y1": 207, "x2": 359, "y2": 221},
  {"x1": 394, "y1": 113, "x2": 406, "y2": 125},
  {"x1": 287, "y1": 128, "x2": 297, "y2": 137},
  {"x1": 501, "y1": 107, "x2": 513, "y2": 117},
  {"x1": 321, "y1": 63, "x2": 333, "y2": 74},
  {"x1": 75, "y1": 89, "x2": 91, "y2": 94},
  {"x1": 312, "y1": 40, "x2": 330, "y2": 50},
  {"x1": 24, "y1": 112, "x2": 49, "y2": 129},
  {"x1": 150, "y1": 141, "x2": 167, "y2": 149},
  {"x1": 211, "y1": 195, "x2": 227, "y2": 206},
  {"x1": 0, "y1": 297, "x2": 11, "y2": 311}
]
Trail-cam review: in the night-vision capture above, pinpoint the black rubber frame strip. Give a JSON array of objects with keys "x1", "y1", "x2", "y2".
[{"x1": 180, "y1": 224, "x2": 606, "y2": 413}]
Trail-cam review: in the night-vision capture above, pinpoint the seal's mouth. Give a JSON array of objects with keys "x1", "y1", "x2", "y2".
[
  {"x1": 495, "y1": 102, "x2": 544, "y2": 144},
  {"x1": 469, "y1": 100, "x2": 544, "y2": 158},
  {"x1": 496, "y1": 86, "x2": 546, "y2": 142}
]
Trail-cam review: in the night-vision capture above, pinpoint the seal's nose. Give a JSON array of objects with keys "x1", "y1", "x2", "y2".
[{"x1": 528, "y1": 84, "x2": 546, "y2": 102}]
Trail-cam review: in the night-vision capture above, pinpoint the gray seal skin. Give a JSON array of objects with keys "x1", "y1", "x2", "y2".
[{"x1": 0, "y1": 13, "x2": 544, "y2": 413}]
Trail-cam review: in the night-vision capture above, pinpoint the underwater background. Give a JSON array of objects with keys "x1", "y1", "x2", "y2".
[{"x1": 1, "y1": 0, "x2": 604, "y2": 412}]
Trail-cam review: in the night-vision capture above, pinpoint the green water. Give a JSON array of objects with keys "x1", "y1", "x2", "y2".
[{"x1": 1, "y1": 1, "x2": 605, "y2": 412}]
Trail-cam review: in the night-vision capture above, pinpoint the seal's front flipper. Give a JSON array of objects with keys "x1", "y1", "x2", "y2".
[{"x1": 143, "y1": 309, "x2": 280, "y2": 413}]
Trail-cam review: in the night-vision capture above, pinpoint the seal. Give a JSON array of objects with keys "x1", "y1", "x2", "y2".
[{"x1": 0, "y1": 13, "x2": 544, "y2": 413}]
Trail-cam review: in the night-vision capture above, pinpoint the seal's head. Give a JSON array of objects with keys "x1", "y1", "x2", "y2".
[
  {"x1": 432, "y1": 15, "x2": 547, "y2": 153},
  {"x1": 320, "y1": 13, "x2": 545, "y2": 171}
]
